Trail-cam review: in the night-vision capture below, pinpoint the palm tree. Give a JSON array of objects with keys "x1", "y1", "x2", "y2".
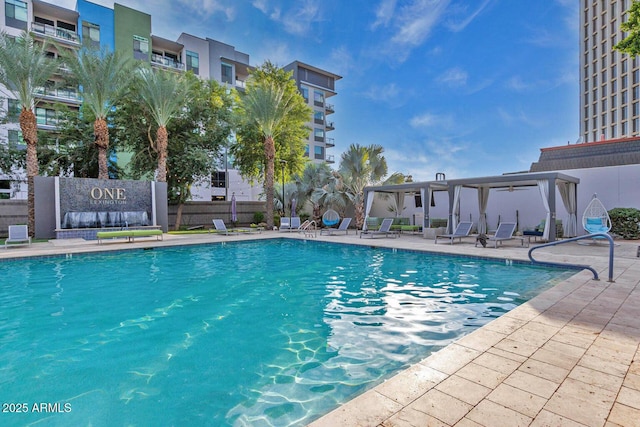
[
  {"x1": 240, "y1": 80, "x2": 298, "y2": 228},
  {"x1": 135, "y1": 67, "x2": 190, "y2": 182},
  {"x1": 296, "y1": 162, "x2": 333, "y2": 222},
  {"x1": 61, "y1": 46, "x2": 134, "y2": 179},
  {"x1": 339, "y1": 144, "x2": 404, "y2": 228},
  {"x1": 0, "y1": 31, "x2": 60, "y2": 235}
]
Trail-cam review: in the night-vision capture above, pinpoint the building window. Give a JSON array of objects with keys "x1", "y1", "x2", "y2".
[
  {"x1": 611, "y1": 125, "x2": 617, "y2": 138},
  {"x1": 221, "y1": 63, "x2": 233, "y2": 84},
  {"x1": 35, "y1": 107, "x2": 57, "y2": 126},
  {"x1": 314, "y1": 110, "x2": 324, "y2": 125},
  {"x1": 602, "y1": 99, "x2": 607, "y2": 112},
  {"x1": 314, "y1": 145, "x2": 324, "y2": 160},
  {"x1": 612, "y1": 79, "x2": 617, "y2": 92},
  {"x1": 7, "y1": 129, "x2": 23, "y2": 145},
  {"x1": 5, "y1": 0, "x2": 27, "y2": 30},
  {"x1": 314, "y1": 128, "x2": 324, "y2": 142},
  {"x1": 622, "y1": 75, "x2": 628, "y2": 89},
  {"x1": 634, "y1": 102, "x2": 639, "y2": 116},
  {"x1": 623, "y1": 105, "x2": 628, "y2": 120},
  {"x1": 186, "y1": 50, "x2": 199, "y2": 75},
  {"x1": 133, "y1": 35, "x2": 149, "y2": 61},
  {"x1": 622, "y1": 59, "x2": 628, "y2": 74},
  {"x1": 7, "y1": 98, "x2": 20, "y2": 121},
  {"x1": 602, "y1": 113, "x2": 607, "y2": 127},
  {"x1": 612, "y1": 64, "x2": 617, "y2": 78},
  {"x1": 82, "y1": 21, "x2": 100, "y2": 48},
  {"x1": 304, "y1": 144, "x2": 309, "y2": 157},
  {"x1": 211, "y1": 171, "x2": 226, "y2": 188},
  {"x1": 313, "y1": 90, "x2": 324, "y2": 107},
  {"x1": 623, "y1": 121, "x2": 628, "y2": 135},
  {"x1": 300, "y1": 86, "x2": 309, "y2": 103}
]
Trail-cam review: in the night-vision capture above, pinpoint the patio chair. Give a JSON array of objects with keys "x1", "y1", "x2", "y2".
[
  {"x1": 582, "y1": 194, "x2": 611, "y2": 235},
  {"x1": 478, "y1": 222, "x2": 518, "y2": 248},
  {"x1": 211, "y1": 219, "x2": 260, "y2": 235},
  {"x1": 360, "y1": 218, "x2": 398, "y2": 239},
  {"x1": 322, "y1": 209, "x2": 340, "y2": 227},
  {"x1": 5, "y1": 225, "x2": 31, "y2": 248},
  {"x1": 279, "y1": 217, "x2": 301, "y2": 232},
  {"x1": 434, "y1": 221, "x2": 473, "y2": 244},
  {"x1": 320, "y1": 217, "x2": 352, "y2": 235}
]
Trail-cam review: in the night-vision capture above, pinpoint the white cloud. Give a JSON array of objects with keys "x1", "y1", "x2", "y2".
[
  {"x1": 253, "y1": 0, "x2": 321, "y2": 36},
  {"x1": 390, "y1": 0, "x2": 450, "y2": 47},
  {"x1": 445, "y1": 0, "x2": 492, "y2": 32},
  {"x1": 371, "y1": 0, "x2": 397, "y2": 29},
  {"x1": 362, "y1": 83, "x2": 401, "y2": 105},
  {"x1": 436, "y1": 67, "x2": 468, "y2": 87},
  {"x1": 497, "y1": 107, "x2": 541, "y2": 127},
  {"x1": 176, "y1": 0, "x2": 235, "y2": 21},
  {"x1": 410, "y1": 112, "x2": 454, "y2": 129}
]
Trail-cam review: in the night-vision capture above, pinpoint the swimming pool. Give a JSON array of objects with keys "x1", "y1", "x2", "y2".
[{"x1": 0, "y1": 239, "x2": 575, "y2": 426}]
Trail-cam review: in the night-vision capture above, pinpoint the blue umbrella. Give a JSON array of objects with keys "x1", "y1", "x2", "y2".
[{"x1": 231, "y1": 193, "x2": 237, "y2": 222}]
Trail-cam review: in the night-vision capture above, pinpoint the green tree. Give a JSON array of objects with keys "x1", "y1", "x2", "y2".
[
  {"x1": 234, "y1": 61, "x2": 311, "y2": 228},
  {"x1": 339, "y1": 144, "x2": 404, "y2": 228},
  {"x1": 615, "y1": 1, "x2": 640, "y2": 55},
  {"x1": 0, "y1": 31, "x2": 60, "y2": 235},
  {"x1": 113, "y1": 74, "x2": 233, "y2": 229},
  {"x1": 295, "y1": 162, "x2": 334, "y2": 222},
  {"x1": 60, "y1": 46, "x2": 135, "y2": 179},
  {"x1": 134, "y1": 67, "x2": 191, "y2": 182}
]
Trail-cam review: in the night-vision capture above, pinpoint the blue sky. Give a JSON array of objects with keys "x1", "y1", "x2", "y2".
[{"x1": 59, "y1": 0, "x2": 578, "y2": 181}]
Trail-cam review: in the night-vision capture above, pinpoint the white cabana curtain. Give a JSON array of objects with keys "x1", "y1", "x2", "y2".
[
  {"x1": 477, "y1": 186, "x2": 490, "y2": 234},
  {"x1": 537, "y1": 180, "x2": 551, "y2": 241},
  {"x1": 363, "y1": 190, "x2": 375, "y2": 231},
  {"x1": 558, "y1": 182, "x2": 577, "y2": 237},
  {"x1": 394, "y1": 192, "x2": 405, "y2": 217},
  {"x1": 452, "y1": 185, "x2": 462, "y2": 232}
]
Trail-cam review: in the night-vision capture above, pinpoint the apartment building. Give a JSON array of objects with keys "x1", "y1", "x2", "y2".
[
  {"x1": 0, "y1": 0, "x2": 340, "y2": 202},
  {"x1": 579, "y1": 0, "x2": 637, "y2": 142}
]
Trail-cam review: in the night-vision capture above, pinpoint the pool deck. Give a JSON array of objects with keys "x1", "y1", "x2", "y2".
[{"x1": 2, "y1": 230, "x2": 640, "y2": 426}]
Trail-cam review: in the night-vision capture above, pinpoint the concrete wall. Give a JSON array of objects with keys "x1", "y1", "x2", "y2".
[
  {"x1": 167, "y1": 201, "x2": 266, "y2": 229},
  {"x1": 0, "y1": 200, "x2": 27, "y2": 237}
]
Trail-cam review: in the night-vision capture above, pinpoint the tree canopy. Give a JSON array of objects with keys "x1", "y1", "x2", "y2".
[{"x1": 615, "y1": 0, "x2": 640, "y2": 55}]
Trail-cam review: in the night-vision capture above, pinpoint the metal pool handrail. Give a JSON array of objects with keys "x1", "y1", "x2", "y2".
[{"x1": 527, "y1": 233, "x2": 615, "y2": 282}]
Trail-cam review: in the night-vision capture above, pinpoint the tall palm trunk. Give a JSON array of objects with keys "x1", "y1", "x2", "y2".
[
  {"x1": 20, "y1": 108, "x2": 38, "y2": 237},
  {"x1": 94, "y1": 117, "x2": 110, "y2": 179},
  {"x1": 264, "y1": 135, "x2": 276, "y2": 228},
  {"x1": 156, "y1": 126, "x2": 168, "y2": 182}
]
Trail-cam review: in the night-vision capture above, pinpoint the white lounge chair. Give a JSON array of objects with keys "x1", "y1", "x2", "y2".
[
  {"x1": 479, "y1": 222, "x2": 519, "y2": 248},
  {"x1": 211, "y1": 219, "x2": 260, "y2": 235},
  {"x1": 435, "y1": 221, "x2": 473, "y2": 244},
  {"x1": 360, "y1": 218, "x2": 398, "y2": 239},
  {"x1": 280, "y1": 217, "x2": 300, "y2": 232},
  {"x1": 5, "y1": 225, "x2": 31, "y2": 249},
  {"x1": 320, "y1": 217, "x2": 352, "y2": 235}
]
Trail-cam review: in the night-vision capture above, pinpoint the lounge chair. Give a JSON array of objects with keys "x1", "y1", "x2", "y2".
[
  {"x1": 280, "y1": 217, "x2": 301, "y2": 232},
  {"x1": 360, "y1": 218, "x2": 398, "y2": 239},
  {"x1": 4, "y1": 225, "x2": 31, "y2": 248},
  {"x1": 478, "y1": 222, "x2": 520, "y2": 248},
  {"x1": 320, "y1": 217, "x2": 352, "y2": 235},
  {"x1": 211, "y1": 219, "x2": 261, "y2": 235},
  {"x1": 434, "y1": 221, "x2": 473, "y2": 244}
]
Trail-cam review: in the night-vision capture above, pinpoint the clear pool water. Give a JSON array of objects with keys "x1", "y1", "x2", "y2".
[{"x1": 0, "y1": 240, "x2": 574, "y2": 426}]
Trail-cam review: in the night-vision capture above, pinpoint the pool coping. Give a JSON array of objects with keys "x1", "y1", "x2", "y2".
[{"x1": 2, "y1": 231, "x2": 639, "y2": 426}]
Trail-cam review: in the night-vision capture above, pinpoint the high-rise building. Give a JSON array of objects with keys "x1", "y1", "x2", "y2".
[
  {"x1": 0, "y1": 0, "x2": 340, "y2": 202},
  {"x1": 580, "y1": 0, "x2": 636, "y2": 142}
]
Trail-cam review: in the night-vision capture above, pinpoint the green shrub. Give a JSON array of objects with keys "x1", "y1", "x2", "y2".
[
  {"x1": 608, "y1": 207, "x2": 640, "y2": 239},
  {"x1": 253, "y1": 211, "x2": 264, "y2": 224}
]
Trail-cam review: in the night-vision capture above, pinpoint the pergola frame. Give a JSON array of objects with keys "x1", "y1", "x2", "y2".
[{"x1": 363, "y1": 171, "x2": 580, "y2": 242}]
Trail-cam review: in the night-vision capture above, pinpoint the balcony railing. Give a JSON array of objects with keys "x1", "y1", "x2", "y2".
[
  {"x1": 326, "y1": 154, "x2": 335, "y2": 164},
  {"x1": 325, "y1": 137, "x2": 335, "y2": 147},
  {"x1": 235, "y1": 79, "x2": 246, "y2": 89},
  {"x1": 35, "y1": 86, "x2": 81, "y2": 103},
  {"x1": 31, "y1": 22, "x2": 80, "y2": 46},
  {"x1": 325, "y1": 103, "x2": 335, "y2": 113},
  {"x1": 151, "y1": 53, "x2": 185, "y2": 71},
  {"x1": 326, "y1": 121, "x2": 335, "y2": 130}
]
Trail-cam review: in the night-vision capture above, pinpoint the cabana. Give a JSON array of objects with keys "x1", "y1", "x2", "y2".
[
  {"x1": 362, "y1": 180, "x2": 449, "y2": 237},
  {"x1": 363, "y1": 171, "x2": 580, "y2": 243},
  {"x1": 445, "y1": 172, "x2": 580, "y2": 242}
]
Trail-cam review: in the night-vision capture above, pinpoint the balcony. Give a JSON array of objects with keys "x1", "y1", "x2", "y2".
[
  {"x1": 151, "y1": 53, "x2": 185, "y2": 72},
  {"x1": 35, "y1": 86, "x2": 81, "y2": 104},
  {"x1": 325, "y1": 103, "x2": 335, "y2": 114},
  {"x1": 326, "y1": 154, "x2": 335, "y2": 164},
  {"x1": 31, "y1": 22, "x2": 80, "y2": 47},
  {"x1": 326, "y1": 121, "x2": 335, "y2": 131},
  {"x1": 325, "y1": 137, "x2": 335, "y2": 148}
]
